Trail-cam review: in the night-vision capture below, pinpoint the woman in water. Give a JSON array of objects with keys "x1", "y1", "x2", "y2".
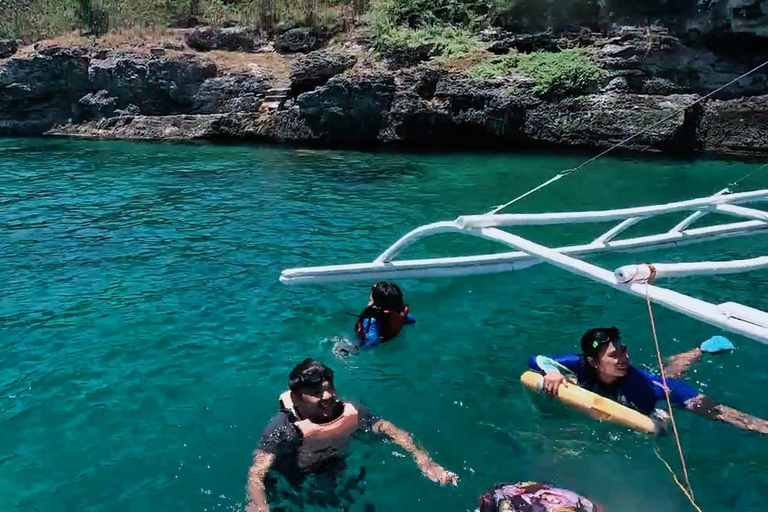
[
  {"x1": 332, "y1": 282, "x2": 416, "y2": 358},
  {"x1": 528, "y1": 326, "x2": 768, "y2": 434},
  {"x1": 354, "y1": 281, "x2": 415, "y2": 349}
]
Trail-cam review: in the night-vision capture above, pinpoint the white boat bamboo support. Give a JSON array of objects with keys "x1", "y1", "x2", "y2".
[
  {"x1": 593, "y1": 217, "x2": 643, "y2": 244},
  {"x1": 668, "y1": 188, "x2": 730, "y2": 233},
  {"x1": 615, "y1": 257, "x2": 768, "y2": 283},
  {"x1": 718, "y1": 302, "x2": 768, "y2": 329},
  {"x1": 712, "y1": 203, "x2": 768, "y2": 222},
  {"x1": 280, "y1": 220, "x2": 767, "y2": 284},
  {"x1": 476, "y1": 227, "x2": 768, "y2": 344},
  {"x1": 280, "y1": 188, "x2": 768, "y2": 345},
  {"x1": 374, "y1": 222, "x2": 461, "y2": 264},
  {"x1": 455, "y1": 189, "x2": 768, "y2": 229}
]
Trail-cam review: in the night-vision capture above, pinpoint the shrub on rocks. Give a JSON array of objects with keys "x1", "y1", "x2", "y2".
[{"x1": 470, "y1": 50, "x2": 604, "y2": 96}]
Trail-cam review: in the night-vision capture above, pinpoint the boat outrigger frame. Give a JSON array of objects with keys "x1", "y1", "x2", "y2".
[{"x1": 280, "y1": 189, "x2": 768, "y2": 346}]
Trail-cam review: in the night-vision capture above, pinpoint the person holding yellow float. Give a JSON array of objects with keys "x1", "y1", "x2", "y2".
[
  {"x1": 528, "y1": 327, "x2": 768, "y2": 434},
  {"x1": 246, "y1": 358, "x2": 458, "y2": 511}
]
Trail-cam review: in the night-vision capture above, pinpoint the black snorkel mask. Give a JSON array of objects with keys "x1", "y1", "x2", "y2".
[
  {"x1": 290, "y1": 366, "x2": 335, "y2": 395},
  {"x1": 588, "y1": 336, "x2": 625, "y2": 357}
]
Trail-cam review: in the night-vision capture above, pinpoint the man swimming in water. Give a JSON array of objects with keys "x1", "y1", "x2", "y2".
[
  {"x1": 246, "y1": 358, "x2": 458, "y2": 511},
  {"x1": 528, "y1": 327, "x2": 768, "y2": 434}
]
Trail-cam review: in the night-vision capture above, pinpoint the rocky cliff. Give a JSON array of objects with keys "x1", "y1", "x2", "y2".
[{"x1": 0, "y1": 5, "x2": 766, "y2": 156}]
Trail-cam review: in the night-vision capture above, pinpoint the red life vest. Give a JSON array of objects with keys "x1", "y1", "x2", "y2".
[
  {"x1": 355, "y1": 305, "x2": 409, "y2": 343},
  {"x1": 279, "y1": 391, "x2": 359, "y2": 469}
]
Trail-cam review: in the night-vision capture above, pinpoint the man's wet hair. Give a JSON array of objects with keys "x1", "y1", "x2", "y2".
[{"x1": 288, "y1": 358, "x2": 334, "y2": 392}]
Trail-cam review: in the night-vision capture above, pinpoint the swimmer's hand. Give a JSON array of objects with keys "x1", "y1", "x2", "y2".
[
  {"x1": 651, "y1": 408, "x2": 670, "y2": 436},
  {"x1": 373, "y1": 419, "x2": 458, "y2": 486},
  {"x1": 542, "y1": 370, "x2": 566, "y2": 396},
  {"x1": 416, "y1": 455, "x2": 459, "y2": 486},
  {"x1": 700, "y1": 335, "x2": 734, "y2": 354}
]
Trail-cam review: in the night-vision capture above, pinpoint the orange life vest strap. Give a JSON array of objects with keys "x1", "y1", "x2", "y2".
[
  {"x1": 279, "y1": 390, "x2": 296, "y2": 416},
  {"x1": 278, "y1": 390, "x2": 359, "y2": 441}
]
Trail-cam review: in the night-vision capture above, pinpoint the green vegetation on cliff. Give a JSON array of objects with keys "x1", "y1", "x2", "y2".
[
  {"x1": 517, "y1": 50, "x2": 604, "y2": 95},
  {"x1": 373, "y1": 0, "x2": 495, "y2": 28},
  {"x1": 1, "y1": 0, "x2": 666, "y2": 42},
  {"x1": 0, "y1": 0, "x2": 367, "y2": 40},
  {"x1": 369, "y1": 16, "x2": 484, "y2": 61},
  {"x1": 469, "y1": 50, "x2": 605, "y2": 95}
]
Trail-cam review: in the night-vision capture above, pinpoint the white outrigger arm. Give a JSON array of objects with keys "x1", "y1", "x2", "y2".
[{"x1": 280, "y1": 189, "x2": 768, "y2": 345}]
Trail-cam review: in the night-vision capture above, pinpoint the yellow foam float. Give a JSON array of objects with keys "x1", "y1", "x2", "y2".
[{"x1": 520, "y1": 370, "x2": 657, "y2": 434}]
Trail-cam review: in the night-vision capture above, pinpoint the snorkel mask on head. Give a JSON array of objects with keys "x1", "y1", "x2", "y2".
[
  {"x1": 590, "y1": 337, "x2": 624, "y2": 353},
  {"x1": 290, "y1": 366, "x2": 335, "y2": 393},
  {"x1": 580, "y1": 326, "x2": 623, "y2": 358}
]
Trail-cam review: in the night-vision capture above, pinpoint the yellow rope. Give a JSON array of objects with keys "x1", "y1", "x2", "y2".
[
  {"x1": 654, "y1": 447, "x2": 704, "y2": 512},
  {"x1": 645, "y1": 283, "x2": 704, "y2": 512}
]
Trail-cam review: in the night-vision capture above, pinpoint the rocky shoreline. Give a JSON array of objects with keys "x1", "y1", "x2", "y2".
[{"x1": 1, "y1": 20, "x2": 767, "y2": 157}]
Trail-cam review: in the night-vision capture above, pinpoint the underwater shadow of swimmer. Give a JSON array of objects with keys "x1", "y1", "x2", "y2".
[
  {"x1": 330, "y1": 336, "x2": 360, "y2": 363},
  {"x1": 266, "y1": 461, "x2": 374, "y2": 512}
]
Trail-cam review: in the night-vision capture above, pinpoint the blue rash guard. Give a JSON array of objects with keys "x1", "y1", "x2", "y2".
[
  {"x1": 358, "y1": 313, "x2": 416, "y2": 349},
  {"x1": 527, "y1": 354, "x2": 700, "y2": 416}
]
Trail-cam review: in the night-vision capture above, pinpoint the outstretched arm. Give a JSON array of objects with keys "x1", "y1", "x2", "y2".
[
  {"x1": 685, "y1": 395, "x2": 768, "y2": 434},
  {"x1": 664, "y1": 348, "x2": 702, "y2": 378},
  {"x1": 372, "y1": 419, "x2": 458, "y2": 485},
  {"x1": 667, "y1": 336, "x2": 735, "y2": 378},
  {"x1": 246, "y1": 450, "x2": 275, "y2": 512}
]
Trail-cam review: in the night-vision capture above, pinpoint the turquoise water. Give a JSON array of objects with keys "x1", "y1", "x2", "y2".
[{"x1": 1, "y1": 138, "x2": 767, "y2": 512}]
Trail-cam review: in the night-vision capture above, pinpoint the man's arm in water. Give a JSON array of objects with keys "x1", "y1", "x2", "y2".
[
  {"x1": 685, "y1": 395, "x2": 768, "y2": 434},
  {"x1": 371, "y1": 418, "x2": 459, "y2": 485},
  {"x1": 246, "y1": 450, "x2": 275, "y2": 512},
  {"x1": 246, "y1": 412, "x2": 301, "y2": 511}
]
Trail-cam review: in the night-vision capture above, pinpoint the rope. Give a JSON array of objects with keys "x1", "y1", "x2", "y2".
[
  {"x1": 488, "y1": 171, "x2": 574, "y2": 214},
  {"x1": 653, "y1": 447, "x2": 704, "y2": 512},
  {"x1": 729, "y1": 161, "x2": 768, "y2": 190},
  {"x1": 644, "y1": 283, "x2": 702, "y2": 511},
  {"x1": 488, "y1": 58, "x2": 768, "y2": 215}
]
